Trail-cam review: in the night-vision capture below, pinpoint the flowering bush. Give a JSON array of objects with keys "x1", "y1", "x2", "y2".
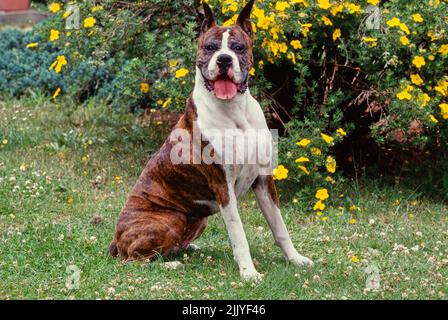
[
  {"x1": 16, "y1": 0, "x2": 448, "y2": 219},
  {"x1": 32, "y1": 1, "x2": 199, "y2": 109},
  {"x1": 0, "y1": 28, "x2": 63, "y2": 96}
]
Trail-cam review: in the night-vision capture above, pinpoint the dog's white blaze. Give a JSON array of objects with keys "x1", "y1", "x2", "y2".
[{"x1": 208, "y1": 29, "x2": 242, "y2": 82}]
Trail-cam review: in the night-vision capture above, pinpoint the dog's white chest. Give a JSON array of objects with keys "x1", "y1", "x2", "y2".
[{"x1": 193, "y1": 84, "x2": 272, "y2": 199}]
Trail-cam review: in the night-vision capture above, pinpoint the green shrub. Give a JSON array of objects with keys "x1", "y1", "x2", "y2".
[{"x1": 0, "y1": 28, "x2": 62, "y2": 96}]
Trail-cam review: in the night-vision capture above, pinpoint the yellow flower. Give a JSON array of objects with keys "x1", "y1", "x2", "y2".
[
  {"x1": 249, "y1": 68, "x2": 255, "y2": 76},
  {"x1": 398, "y1": 23, "x2": 410, "y2": 35},
  {"x1": 367, "y1": 0, "x2": 379, "y2": 4},
  {"x1": 351, "y1": 255, "x2": 360, "y2": 263},
  {"x1": 429, "y1": 115, "x2": 438, "y2": 123},
  {"x1": 279, "y1": 43, "x2": 288, "y2": 54},
  {"x1": 222, "y1": 0, "x2": 239, "y2": 14},
  {"x1": 223, "y1": 14, "x2": 239, "y2": 27},
  {"x1": 317, "y1": 0, "x2": 331, "y2": 10},
  {"x1": 310, "y1": 147, "x2": 322, "y2": 156},
  {"x1": 290, "y1": 40, "x2": 303, "y2": 50},
  {"x1": 50, "y1": 29, "x2": 60, "y2": 42},
  {"x1": 63, "y1": 11, "x2": 71, "y2": 18},
  {"x1": 315, "y1": 188, "x2": 329, "y2": 201},
  {"x1": 427, "y1": 31, "x2": 439, "y2": 42},
  {"x1": 362, "y1": 37, "x2": 378, "y2": 47},
  {"x1": 432, "y1": 0, "x2": 441, "y2": 8},
  {"x1": 438, "y1": 44, "x2": 448, "y2": 56},
  {"x1": 140, "y1": 83, "x2": 150, "y2": 94},
  {"x1": 346, "y1": 3, "x2": 361, "y2": 14},
  {"x1": 387, "y1": 17, "x2": 401, "y2": 28},
  {"x1": 26, "y1": 42, "x2": 39, "y2": 48},
  {"x1": 299, "y1": 22, "x2": 312, "y2": 37},
  {"x1": 387, "y1": 18, "x2": 410, "y2": 34},
  {"x1": 52, "y1": 88, "x2": 61, "y2": 99},
  {"x1": 326, "y1": 176, "x2": 336, "y2": 184},
  {"x1": 362, "y1": 37, "x2": 377, "y2": 43},
  {"x1": 326, "y1": 156, "x2": 336, "y2": 173},
  {"x1": 292, "y1": 0, "x2": 309, "y2": 7},
  {"x1": 412, "y1": 13, "x2": 424, "y2": 23},
  {"x1": 434, "y1": 79, "x2": 448, "y2": 96},
  {"x1": 349, "y1": 205, "x2": 361, "y2": 211},
  {"x1": 396, "y1": 88, "x2": 412, "y2": 100},
  {"x1": 162, "y1": 98, "x2": 172, "y2": 108},
  {"x1": 175, "y1": 68, "x2": 189, "y2": 78},
  {"x1": 419, "y1": 93, "x2": 431, "y2": 107},
  {"x1": 113, "y1": 176, "x2": 123, "y2": 184},
  {"x1": 49, "y1": 2, "x2": 61, "y2": 13},
  {"x1": 412, "y1": 56, "x2": 426, "y2": 69},
  {"x1": 330, "y1": 4, "x2": 344, "y2": 16},
  {"x1": 84, "y1": 17, "x2": 96, "y2": 28},
  {"x1": 295, "y1": 157, "x2": 310, "y2": 163},
  {"x1": 91, "y1": 5, "x2": 104, "y2": 13},
  {"x1": 333, "y1": 29, "x2": 341, "y2": 41},
  {"x1": 49, "y1": 55, "x2": 67, "y2": 73},
  {"x1": 349, "y1": 218, "x2": 357, "y2": 225},
  {"x1": 439, "y1": 103, "x2": 448, "y2": 119},
  {"x1": 287, "y1": 52, "x2": 297, "y2": 65},
  {"x1": 273, "y1": 165, "x2": 289, "y2": 180},
  {"x1": 336, "y1": 128, "x2": 347, "y2": 137},
  {"x1": 168, "y1": 59, "x2": 179, "y2": 68},
  {"x1": 321, "y1": 133, "x2": 334, "y2": 144},
  {"x1": 410, "y1": 74, "x2": 423, "y2": 86},
  {"x1": 275, "y1": 1, "x2": 290, "y2": 11},
  {"x1": 297, "y1": 138, "x2": 311, "y2": 147},
  {"x1": 267, "y1": 41, "x2": 280, "y2": 56},
  {"x1": 400, "y1": 36, "x2": 410, "y2": 46},
  {"x1": 321, "y1": 16, "x2": 333, "y2": 26},
  {"x1": 298, "y1": 165, "x2": 310, "y2": 175},
  {"x1": 313, "y1": 200, "x2": 326, "y2": 211}
]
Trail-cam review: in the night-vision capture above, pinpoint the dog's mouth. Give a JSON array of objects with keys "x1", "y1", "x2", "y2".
[{"x1": 203, "y1": 71, "x2": 248, "y2": 100}]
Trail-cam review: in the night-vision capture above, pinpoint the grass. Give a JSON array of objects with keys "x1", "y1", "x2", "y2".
[{"x1": 0, "y1": 96, "x2": 447, "y2": 300}]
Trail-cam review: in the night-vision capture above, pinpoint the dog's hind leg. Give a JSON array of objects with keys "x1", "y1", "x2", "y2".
[
  {"x1": 179, "y1": 216, "x2": 208, "y2": 250},
  {"x1": 111, "y1": 209, "x2": 188, "y2": 261}
]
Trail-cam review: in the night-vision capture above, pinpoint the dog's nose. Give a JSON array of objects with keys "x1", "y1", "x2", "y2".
[{"x1": 217, "y1": 54, "x2": 233, "y2": 69}]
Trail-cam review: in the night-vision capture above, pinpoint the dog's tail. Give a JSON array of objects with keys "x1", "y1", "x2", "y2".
[{"x1": 107, "y1": 241, "x2": 119, "y2": 257}]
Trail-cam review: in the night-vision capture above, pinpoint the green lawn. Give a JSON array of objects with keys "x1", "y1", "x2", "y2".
[{"x1": 0, "y1": 96, "x2": 447, "y2": 300}]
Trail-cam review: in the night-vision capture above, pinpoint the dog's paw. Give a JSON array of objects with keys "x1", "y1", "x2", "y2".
[
  {"x1": 186, "y1": 243, "x2": 201, "y2": 251},
  {"x1": 240, "y1": 269, "x2": 264, "y2": 283},
  {"x1": 289, "y1": 254, "x2": 314, "y2": 268}
]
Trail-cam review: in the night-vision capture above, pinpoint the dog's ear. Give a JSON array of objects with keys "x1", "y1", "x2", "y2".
[
  {"x1": 200, "y1": 1, "x2": 216, "y2": 35},
  {"x1": 236, "y1": 0, "x2": 255, "y2": 38}
]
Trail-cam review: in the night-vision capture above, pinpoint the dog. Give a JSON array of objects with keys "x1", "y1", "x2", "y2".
[{"x1": 108, "y1": 0, "x2": 313, "y2": 282}]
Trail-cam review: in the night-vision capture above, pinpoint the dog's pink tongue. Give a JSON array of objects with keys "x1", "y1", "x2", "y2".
[{"x1": 214, "y1": 79, "x2": 237, "y2": 100}]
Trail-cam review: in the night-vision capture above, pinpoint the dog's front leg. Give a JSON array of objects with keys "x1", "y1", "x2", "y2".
[
  {"x1": 220, "y1": 186, "x2": 263, "y2": 282},
  {"x1": 252, "y1": 176, "x2": 313, "y2": 267}
]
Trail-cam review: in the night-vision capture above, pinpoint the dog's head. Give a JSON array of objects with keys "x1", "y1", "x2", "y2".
[{"x1": 197, "y1": 0, "x2": 255, "y2": 101}]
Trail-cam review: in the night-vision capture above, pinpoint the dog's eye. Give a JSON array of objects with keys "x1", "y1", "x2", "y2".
[
  {"x1": 233, "y1": 44, "x2": 246, "y2": 52},
  {"x1": 205, "y1": 44, "x2": 217, "y2": 51}
]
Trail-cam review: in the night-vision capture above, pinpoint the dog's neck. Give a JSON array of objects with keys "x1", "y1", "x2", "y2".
[{"x1": 192, "y1": 67, "x2": 253, "y2": 131}]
